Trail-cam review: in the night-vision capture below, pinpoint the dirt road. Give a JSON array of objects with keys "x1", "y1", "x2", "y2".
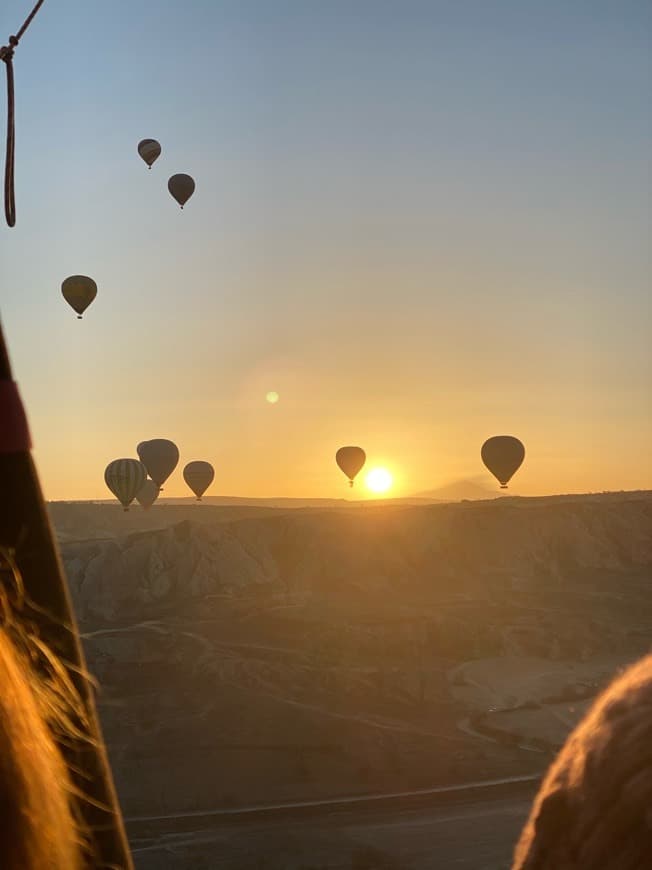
[{"x1": 128, "y1": 777, "x2": 538, "y2": 869}]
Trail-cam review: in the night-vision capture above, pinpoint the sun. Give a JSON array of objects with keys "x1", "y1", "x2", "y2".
[
  {"x1": 365, "y1": 467, "x2": 393, "y2": 494},
  {"x1": 266, "y1": 391, "x2": 279, "y2": 404}
]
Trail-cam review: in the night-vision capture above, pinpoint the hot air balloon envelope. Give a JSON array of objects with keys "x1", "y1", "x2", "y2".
[
  {"x1": 481, "y1": 436, "x2": 525, "y2": 488},
  {"x1": 168, "y1": 174, "x2": 195, "y2": 208},
  {"x1": 104, "y1": 459, "x2": 147, "y2": 511},
  {"x1": 136, "y1": 439, "x2": 179, "y2": 489},
  {"x1": 61, "y1": 275, "x2": 97, "y2": 319},
  {"x1": 136, "y1": 478, "x2": 159, "y2": 510},
  {"x1": 336, "y1": 446, "x2": 366, "y2": 487},
  {"x1": 183, "y1": 461, "x2": 215, "y2": 500},
  {"x1": 138, "y1": 138, "x2": 161, "y2": 168}
]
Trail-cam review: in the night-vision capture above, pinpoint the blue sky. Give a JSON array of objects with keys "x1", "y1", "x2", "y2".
[{"x1": 1, "y1": 0, "x2": 650, "y2": 498}]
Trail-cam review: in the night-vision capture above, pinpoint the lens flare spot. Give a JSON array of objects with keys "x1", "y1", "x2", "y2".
[{"x1": 366, "y1": 467, "x2": 393, "y2": 494}]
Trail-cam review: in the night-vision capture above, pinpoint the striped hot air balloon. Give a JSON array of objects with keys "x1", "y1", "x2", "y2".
[{"x1": 104, "y1": 459, "x2": 147, "y2": 511}]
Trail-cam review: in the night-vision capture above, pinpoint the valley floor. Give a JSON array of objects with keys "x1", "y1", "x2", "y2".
[{"x1": 129, "y1": 779, "x2": 537, "y2": 870}]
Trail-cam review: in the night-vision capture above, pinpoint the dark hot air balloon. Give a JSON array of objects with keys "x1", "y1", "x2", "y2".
[
  {"x1": 138, "y1": 138, "x2": 161, "y2": 168},
  {"x1": 183, "y1": 461, "x2": 215, "y2": 500},
  {"x1": 137, "y1": 439, "x2": 179, "y2": 489},
  {"x1": 168, "y1": 174, "x2": 195, "y2": 208},
  {"x1": 61, "y1": 275, "x2": 97, "y2": 319},
  {"x1": 336, "y1": 446, "x2": 366, "y2": 487},
  {"x1": 481, "y1": 436, "x2": 525, "y2": 488},
  {"x1": 136, "y1": 478, "x2": 159, "y2": 510}
]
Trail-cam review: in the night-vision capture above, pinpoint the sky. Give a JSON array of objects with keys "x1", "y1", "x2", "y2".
[{"x1": 1, "y1": 0, "x2": 651, "y2": 501}]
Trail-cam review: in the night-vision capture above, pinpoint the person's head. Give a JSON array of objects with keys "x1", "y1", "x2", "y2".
[
  {"x1": 0, "y1": 621, "x2": 84, "y2": 869},
  {"x1": 513, "y1": 653, "x2": 652, "y2": 869}
]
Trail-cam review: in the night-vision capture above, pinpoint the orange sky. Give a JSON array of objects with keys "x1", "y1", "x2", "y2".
[{"x1": 2, "y1": 1, "x2": 651, "y2": 501}]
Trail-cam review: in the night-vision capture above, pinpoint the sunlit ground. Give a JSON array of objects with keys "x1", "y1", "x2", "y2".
[{"x1": 365, "y1": 467, "x2": 393, "y2": 495}]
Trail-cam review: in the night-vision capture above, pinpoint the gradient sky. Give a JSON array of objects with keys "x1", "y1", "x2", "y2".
[{"x1": 1, "y1": 0, "x2": 651, "y2": 500}]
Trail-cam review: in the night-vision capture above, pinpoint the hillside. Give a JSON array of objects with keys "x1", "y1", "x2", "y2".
[{"x1": 55, "y1": 492, "x2": 652, "y2": 867}]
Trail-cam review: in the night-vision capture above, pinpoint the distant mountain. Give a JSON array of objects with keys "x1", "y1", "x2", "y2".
[
  {"x1": 48, "y1": 497, "x2": 433, "y2": 542},
  {"x1": 51, "y1": 496, "x2": 353, "y2": 509},
  {"x1": 412, "y1": 478, "x2": 496, "y2": 501},
  {"x1": 50, "y1": 489, "x2": 652, "y2": 543},
  {"x1": 158, "y1": 495, "x2": 353, "y2": 508}
]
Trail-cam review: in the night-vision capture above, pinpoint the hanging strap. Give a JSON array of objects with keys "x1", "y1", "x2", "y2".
[
  {"x1": 0, "y1": 380, "x2": 31, "y2": 452},
  {"x1": 1, "y1": 0, "x2": 46, "y2": 227}
]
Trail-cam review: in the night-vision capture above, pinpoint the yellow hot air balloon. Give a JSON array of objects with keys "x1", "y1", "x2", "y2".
[
  {"x1": 183, "y1": 461, "x2": 215, "y2": 500},
  {"x1": 481, "y1": 436, "x2": 525, "y2": 489},
  {"x1": 168, "y1": 174, "x2": 195, "y2": 208},
  {"x1": 104, "y1": 459, "x2": 147, "y2": 511},
  {"x1": 137, "y1": 439, "x2": 179, "y2": 489},
  {"x1": 336, "y1": 446, "x2": 366, "y2": 487},
  {"x1": 136, "y1": 478, "x2": 159, "y2": 510},
  {"x1": 61, "y1": 275, "x2": 97, "y2": 319},
  {"x1": 137, "y1": 138, "x2": 161, "y2": 168}
]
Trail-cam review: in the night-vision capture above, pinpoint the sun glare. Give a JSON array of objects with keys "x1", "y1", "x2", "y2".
[
  {"x1": 266, "y1": 391, "x2": 280, "y2": 404},
  {"x1": 366, "y1": 467, "x2": 393, "y2": 494}
]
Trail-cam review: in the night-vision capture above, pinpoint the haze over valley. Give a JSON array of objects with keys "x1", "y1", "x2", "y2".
[{"x1": 53, "y1": 491, "x2": 652, "y2": 868}]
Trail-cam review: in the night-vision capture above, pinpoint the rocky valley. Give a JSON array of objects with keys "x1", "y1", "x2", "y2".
[{"x1": 52, "y1": 492, "x2": 652, "y2": 868}]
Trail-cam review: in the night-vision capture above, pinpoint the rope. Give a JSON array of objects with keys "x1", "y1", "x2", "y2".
[{"x1": 1, "y1": 0, "x2": 46, "y2": 227}]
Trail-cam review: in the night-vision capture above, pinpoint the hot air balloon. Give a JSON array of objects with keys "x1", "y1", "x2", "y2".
[
  {"x1": 136, "y1": 439, "x2": 179, "y2": 489},
  {"x1": 137, "y1": 138, "x2": 161, "y2": 168},
  {"x1": 61, "y1": 275, "x2": 97, "y2": 319},
  {"x1": 104, "y1": 459, "x2": 147, "y2": 511},
  {"x1": 136, "y1": 478, "x2": 159, "y2": 510},
  {"x1": 336, "y1": 446, "x2": 366, "y2": 487},
  {"x1": 183, "y1": 461, "x2": 215, "y2": 500},
  {"x1": 481, "y1": 436, "x2": 525, "y2": 489},
  {"x1": 168, "y1": 174, "x2": 195, "y2": 208}
]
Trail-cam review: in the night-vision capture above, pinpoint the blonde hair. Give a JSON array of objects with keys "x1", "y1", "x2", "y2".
[
  {"x1": 0, "y1": 550, "x2": 86, "y2": 869},
  {"x1": 513, "y1": 654, "x2": 652, "y2": 869}
]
